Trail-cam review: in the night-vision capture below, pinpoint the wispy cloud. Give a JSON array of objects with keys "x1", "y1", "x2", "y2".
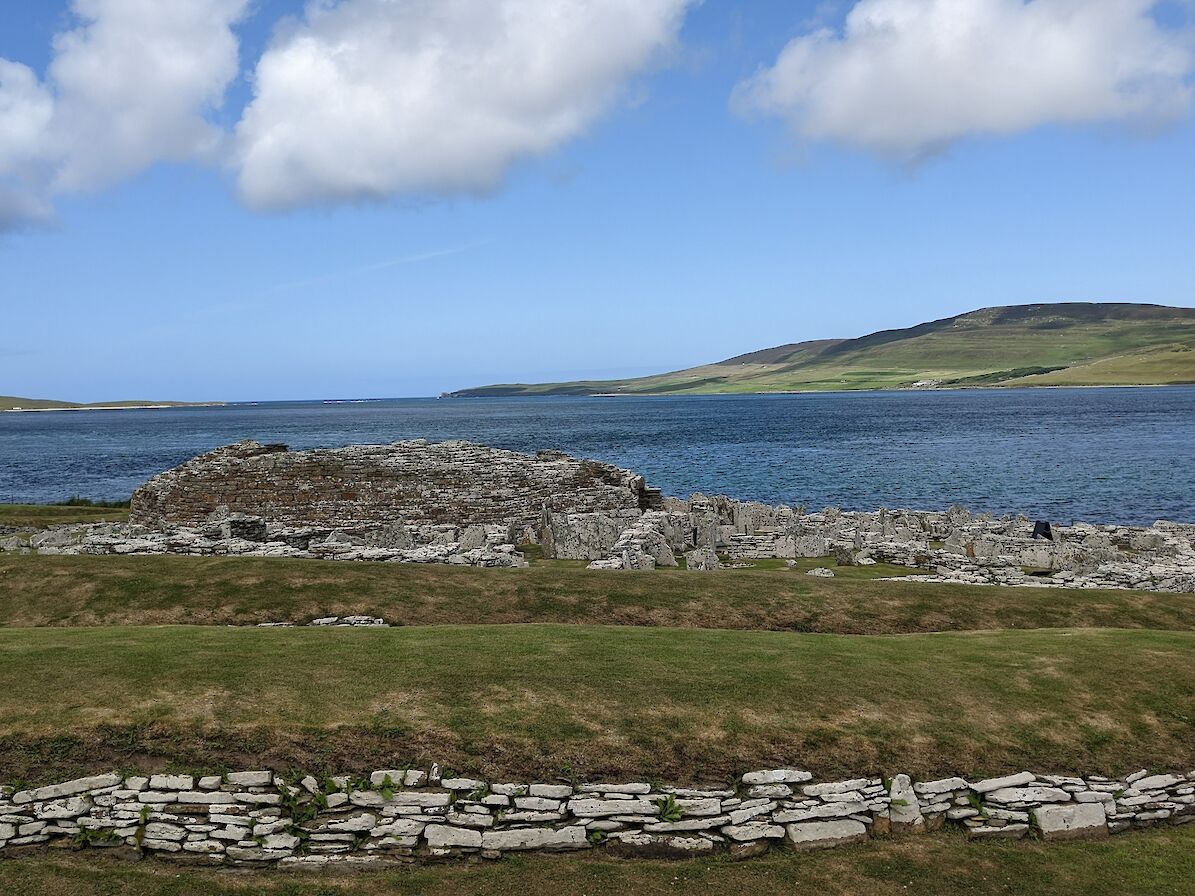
[
  {"x1": 264, "y1": 240, "x2": 491, "y2": 295},
  {"x1": 167, "y1": 240, "x2": 491, "y2": 328}
]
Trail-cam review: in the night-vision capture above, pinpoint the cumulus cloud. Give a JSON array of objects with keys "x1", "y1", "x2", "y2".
[
  {"x1": 0, "y1": 61, "x2": 54, "y2": 175},
  {"x1": 0, "y1": 60, "x2": 56, "y2": 227},
  {"x1": 0, "y1": 0, "x2": 248, "y2": 228},
  {"x1": 48, "y1": 0, "x2": 249, "y2": 190},
  {"x1": 236, "y1": 0, "x2": 692, "y2": 210},
  {"x1": 734, "y1": 0, "x2": 1195, "y2": 158}
]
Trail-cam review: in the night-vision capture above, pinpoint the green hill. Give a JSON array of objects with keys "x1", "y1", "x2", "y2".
[
  {"x1": 1, "y1": 396, "x2": 224, "y2": 412},
  {"x1": 448, "y1": 303, "x2": 1195, "y2": 396}
]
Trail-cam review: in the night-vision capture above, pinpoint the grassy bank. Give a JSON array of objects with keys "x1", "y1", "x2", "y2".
[
  {"x1": 0, "y1": 624, "x2": 1190, "y2": 784},
  {"x1": 2, "y1": 554, "x2": 1192, "y2": 633},
  {"x1": 2, "y1": 826, "x2": 1192, "y2": 896},
  {"x1": 0, "y1": 503, "x2": 129, "y2": 528}
]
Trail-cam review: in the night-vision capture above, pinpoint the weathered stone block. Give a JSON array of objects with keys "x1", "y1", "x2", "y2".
[
  {"x1": 567, "y1": 798, "x2": 658, "y2": 817},
  {"x1": 1035, "y1": 803, "x2": 1108, "y2": 841},
  {"x1": 970, "y1": 772, "x2": 1034, "y2": 794},
  {"x1": 13, "y1": 774, "x2": 120, "y2": 804},
  {"x1": 480, "y1": 826, "x2": 588, "y2": 851},
  {"x1": 722, "y1": 822, "x2": 785, "y2": 841},
  {"x1": 889, "y1": 774, "x2": 925, "y2": 832},
  {"x1": 424, "y1": 824, "x2": 482, "y2": 849},
  {"x1": 742, "y1": 769, "x2": 812, "y2": 786},
  {"x1": 784, "y1": 819, "x2": 868, "y2": 851}
]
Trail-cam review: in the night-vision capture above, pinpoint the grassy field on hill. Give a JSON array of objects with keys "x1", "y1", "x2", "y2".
[
  {"x1": 0, "y1": 624, "x2": 1191, "y2": 784},
  {"x1": 450, "y1": 303, "x2": 1195, "y2": 396},
  {"x1": 2, "y1": 553, "x2": 1192, "y2": 632},
  {"x1": 4, "y1": 827, "x2": 1193, "y2": 896}
]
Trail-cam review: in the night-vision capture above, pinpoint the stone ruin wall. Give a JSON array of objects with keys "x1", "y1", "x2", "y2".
[
  {"x1": 129, "y1": 440, "x2": 651, "y2": 534},
  {"x1": 4, "y1": 439, "x2": 1186, "y2": 590},
  {"x1": 2, "y1": 765, "x2": 1190, "y2": 868}
]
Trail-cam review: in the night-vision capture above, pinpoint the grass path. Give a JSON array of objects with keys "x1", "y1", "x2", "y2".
[
  {"x1": 2, "y1": 826, "x2": 1192, "y2": 896},
  {"x1": 0, "y1": 624, "x2": 1190, "y2": 784},
  {"x1": 2, "y1": 554, "x2": 1192, "y2": 633}
]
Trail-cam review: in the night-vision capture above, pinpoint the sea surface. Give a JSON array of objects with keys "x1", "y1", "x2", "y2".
[{"x1": 2, "y1": 388, "x2": 1194, "y2": 526}]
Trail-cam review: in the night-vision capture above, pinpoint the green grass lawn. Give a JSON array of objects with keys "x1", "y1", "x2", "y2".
[
  {"x1": 2, "y1": 554, "x2": 1192, "y2": 633},
  {"x1": 2, "y1": 826, "x2": 1192, "y2": 896},
  {"x1": 0, "y1": 624, "x2": 1190, "y2": 785}
]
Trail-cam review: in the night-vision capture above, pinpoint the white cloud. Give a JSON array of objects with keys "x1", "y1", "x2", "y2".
[
  {"x1": 48, "y1": 0, "x2": 250, "y2": 191},
  {"x1": 734, "y1": 0, "x2": 1195, "y2": 158},
  {"x1": 0, "y1": 0, "x2": 248, "y2": 228},
  {"x1": 0, "y1": 60, "x2": 55, "y2": 227},
  {"x1": 236, "y1": 0, "x2": 692, "y2": 210},
  {"x1": 0, "y1": 61, "x2": 54, "y2": 175}
]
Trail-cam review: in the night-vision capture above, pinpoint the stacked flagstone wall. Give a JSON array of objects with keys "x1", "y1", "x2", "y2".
[{"x1": 2, "y1": 765, "x2": 1190, "y2": 866}]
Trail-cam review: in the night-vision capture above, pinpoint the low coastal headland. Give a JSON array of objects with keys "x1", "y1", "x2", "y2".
[
  {"x1": 2, "y1": 404, "x2": 220, "y2": 413},
  {"x1": 446, "y1": 303, "x2": 1195, "y2": 397},
  {"x1": 1, "y1": 396, "x2": 224, "y2": 413},
  {"x1": 0, "y1": 438, "x2": 1191, "y2": 885}
]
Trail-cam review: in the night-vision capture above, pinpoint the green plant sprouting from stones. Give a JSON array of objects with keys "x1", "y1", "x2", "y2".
[
  {"x1": 966, "y1": 792, "x2": 989, "y2": 819},
  {"x1": 133, "y1": 804, "x2": 151, "y2": 848},
  {"x1": 277, "y1": 784, "x2": 321, "y2": 825},
  {"x1": 378, "y1": 774, "x2": 396, "y2": 801},
  {"x1": 656, "y1": 793, "x2": 683, "y2": 823},
  {"x1": 72, "y1": 827, "x2": 121, "y2": 847}
]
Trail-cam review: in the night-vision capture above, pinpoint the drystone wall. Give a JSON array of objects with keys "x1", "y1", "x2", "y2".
[
  {"x1": 2, "y1": 766, "x2": 1191, "y2": 867},
  {"x1": 129, "y1": 440, "x2": 652, "y2": 533}
]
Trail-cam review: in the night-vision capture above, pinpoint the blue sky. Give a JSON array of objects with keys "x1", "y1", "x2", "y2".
[{"x1": 1, "y1": 0, "x2": 1193, "y2": 401}]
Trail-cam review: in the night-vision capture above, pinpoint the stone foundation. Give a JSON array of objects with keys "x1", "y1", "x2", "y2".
[{"x1": 2, "y1": 766, "x2": 1190, "y2": 866}]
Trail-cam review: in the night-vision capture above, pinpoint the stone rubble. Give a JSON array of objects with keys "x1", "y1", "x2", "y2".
[
  {"x1": 4, "y1": 441, "x2": 1194, "y2": 591},
  {"x1": 1, "y1": 766, "x2": 1189, "y2": 866},
  {"x1": 0, "y1": 518, "x2": 532, "y2": 569},
  {"x1": 570, "y1": 498, "x2": 1195, "y2": 592},
  {"x1": 255, "y1": 616, "x2": 388, "y2": 629}
]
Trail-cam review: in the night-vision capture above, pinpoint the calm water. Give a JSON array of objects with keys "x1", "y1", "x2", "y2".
[{"x1": 2, "y1": 388, "x2": 1194, "y2": 525}]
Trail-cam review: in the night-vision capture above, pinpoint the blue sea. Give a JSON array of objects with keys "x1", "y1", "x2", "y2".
[{"x1": 2, "y1": 388, "x2": 1194, "y2": 526}]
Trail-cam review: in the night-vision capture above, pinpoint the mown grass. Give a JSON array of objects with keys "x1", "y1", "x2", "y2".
[
  {"x1": 2, "y1": 554, "x2": 1192, "y2": 633},
  {"x1": 2, "y1": 826, "x2": 1192, "y2": 896},
  {"x1": 0, "y1": 503, "x2": 130, "y2": 528},
  {"x1": 0, "y1": 624, "x2": 1190, "y2": 784}
]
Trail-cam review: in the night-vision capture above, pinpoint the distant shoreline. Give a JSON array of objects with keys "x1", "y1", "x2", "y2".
[
  {"x1": 2, "y1": 402, "x2": 226, "y2": 414},
  {"x1": 469, "y1": 382, "x2": 1194, "y2": 399}
]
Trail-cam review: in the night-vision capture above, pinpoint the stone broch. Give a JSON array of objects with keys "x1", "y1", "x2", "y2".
[
  {"x1": 3, "y1": 439, "x2": 1193, "y2": 593},
  {"x1": 129, "y1": 439, "x2": 652, "y2": 532}
]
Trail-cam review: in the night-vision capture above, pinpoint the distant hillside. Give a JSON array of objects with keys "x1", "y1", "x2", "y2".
[
  {"x1": 1, "y1": 396, "x2": 224, "y2": 412},
  {"x1": 448, "y1": 303, "x2": 1195, "y2": 397}
]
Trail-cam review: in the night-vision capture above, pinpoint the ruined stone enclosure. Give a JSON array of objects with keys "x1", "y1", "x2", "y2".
[{"x1": 130, "y1": 440, "x2": 654, "y2": 532}]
